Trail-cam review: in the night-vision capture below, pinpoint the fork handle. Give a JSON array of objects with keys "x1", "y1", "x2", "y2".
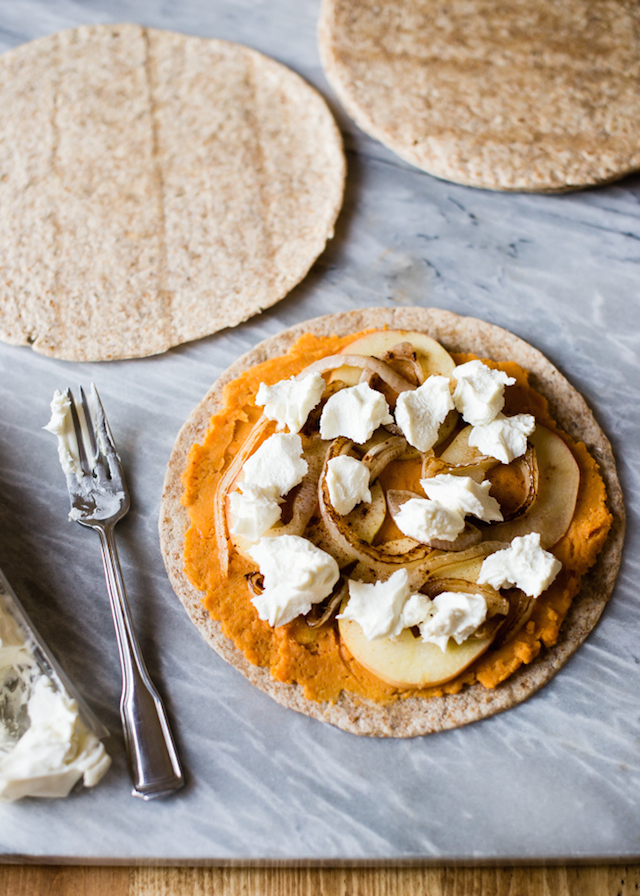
[{"x1": 96, "y1": 524, "x2": 184, "y2": 799}]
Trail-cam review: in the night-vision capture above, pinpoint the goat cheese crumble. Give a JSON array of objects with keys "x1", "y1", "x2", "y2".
[
  {"x1": 478, "y1": 533, "x2": 561, "y2": 598},
  {"x1": 326, "y1": 455, "x2": 372, "y2": 515},
  {"x1": 319, "y1": 383, "x2": 393, "y2": 444}
]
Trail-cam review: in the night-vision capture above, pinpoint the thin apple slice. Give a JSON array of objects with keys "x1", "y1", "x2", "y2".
[
  {"x1": 329, "y1": 330, "x2": 455, "y2": 386},
  {"x1": 344, "y1": 480, "x2": 386, "y2": 544},
  {"x1": 338, "y1": 548, "x2": 503, "y2": 688},
  {"x1": 490, "y1": 426, "x2": 579, "y2": 547},
  {"x1": 339, "y1": 619, "x2": 494, "y2": 689},
  {"x1": 441, "y1": 425, "x2": 579, "y2": 548},
  {"x1": 439, "y1": 426, "x2": 491, "y2": 467}
]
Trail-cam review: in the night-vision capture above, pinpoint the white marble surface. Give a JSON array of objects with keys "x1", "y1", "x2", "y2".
[{"x1": 0, "y1": 0, "x2": 638, "y2": 864}]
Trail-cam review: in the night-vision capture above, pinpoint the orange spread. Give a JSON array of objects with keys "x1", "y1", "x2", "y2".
[{"x1": 181, "y1": 333, "x2": 612, "y2": 703}]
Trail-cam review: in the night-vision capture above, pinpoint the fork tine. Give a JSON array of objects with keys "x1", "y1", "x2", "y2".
[
  {"x1": 80, "y1": 386, "x2": 99, "y2": 462},
  {"x1": 66, "y1": 388, "x2": 91, "y2": 476},
  {"x1": 91, "y1": 385, "x2": 116, "y2": 453},
  {"x1": 90, "y1": 384, "x2": 124, "y2": 481}
]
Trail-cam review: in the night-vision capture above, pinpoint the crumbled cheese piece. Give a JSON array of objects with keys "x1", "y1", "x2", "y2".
[
  {"x1": 44, "y1": 391, "x2": 81, "y2": 477},
  {"x1": 417, "y1": 592, "x2": 488, "y2": 652},
  {"x1": 228, "y1": 487, "x2": 282, "y2": 542},
  {"x1": 395, "y1": 498, "x2": 465, "y2": 543},
  {"x1": 400, "y1": 592, "x2": 432, "y2": 629},
  {"x1": 326, "y1": 455, "x2": 372, "y2": 515},
  {"x1": 248, "y1": 535, "x2": 339, "y2": 627},
  {"x1": 468, "y1": 413, "x2": 536, "y2": 464},
  {"x1": 339, "y1": 569, "x2": 411, "y2": 640},
  {"x1": 452, "y1": 360, "x2": 515, "y2": 426},
  {"x1": 394, "y1": 376, "x2": 455, "y2": 452},
  {"x1": 319, "y1": 383, "x2": 393, "y2": 444},
  {"x1": 0, "y1": 676, "x2": 111, "y2": 802},
  {"x1": 420, "y1": 474, "x2": 503, "y2": 522},
  {"x1": 255, "y1": 373, "x2": 325, "y2": 434},
  {"x1": 241, "y1": 432, "x2": 308, "y2": 499},
  {"x1": 477, "y1": 533, "x2": 562, "y2": 598}
]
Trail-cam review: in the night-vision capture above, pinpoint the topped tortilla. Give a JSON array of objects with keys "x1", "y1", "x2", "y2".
[{"x1": 159, "y1": 308, "x2": 624, "y2": 736}]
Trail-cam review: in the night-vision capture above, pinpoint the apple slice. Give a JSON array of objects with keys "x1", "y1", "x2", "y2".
[
  {"x1": 441, "y1": 425, "x2": 579, "y2": 548},
  {"x1": 329, "y1": 330, "x2": 455, "y2": 386},
  {"x1": 338, "y1": 549, "x2": 502, "y2": 688},
  {"x1": 344, "y1": 480, "x2": 386, "y2": 544},
  {"x1": 339, "y1": 621, "x2": 494, "y2": 689}
]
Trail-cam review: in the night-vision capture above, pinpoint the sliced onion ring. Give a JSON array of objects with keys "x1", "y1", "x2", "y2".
[
  {"x1": 499, "y1": 443, "x2": 539, "y2": 521},
  {"x1": 214, "y1": 414, "x2": 272, "y2": 577},
  {"x1": 422, "y1": 453, "x2": 497, "y2": 484},
  {"x1": 381, "y1": 342, "x2": 425, "y2": 386},
  {"x1": 269, "y1": 436, "x2": 328, "y2": 538},
  {"x1": 317, "y1": 438, "x2": 435, "y2": 575},
  {"x1": 306, "y1": 577, "x2": 349, "y2": 629},
  {"x1": 419, "y1": 577, "x2": 509, "y2": 619},
  {"x1": 298, "y1": 354, "x2": 416, "y2": 395},
  {"x1": 492, "y1": 589, "x2": 536, "y2": 647},
  {"x1": 362, "y1": 436, "x2": 408, "y2": 483}
]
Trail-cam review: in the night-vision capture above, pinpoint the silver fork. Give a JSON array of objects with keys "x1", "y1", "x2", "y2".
[{"x1": 62, "y1": 385, "x2": 184, "y2": 800}]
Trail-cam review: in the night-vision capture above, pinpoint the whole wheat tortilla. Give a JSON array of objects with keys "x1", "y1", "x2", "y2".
[
  {"x1": 318, "y1": 0, "x2": 640, "y2": 192},
  {"x1": 0, "y1": 24, "x2": 345, "y2": 361},
  {"x1": 159, "y1": 307, "x2": 624, "y2": 737}
]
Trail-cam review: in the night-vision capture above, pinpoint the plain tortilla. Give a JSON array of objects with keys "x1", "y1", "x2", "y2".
[
  {"x1": 0, "y1": 24, "x2": 345, "y2": 361},
  {"x1": 318, "y1": 0, "x2": 640, "y2": 192},
  {"x1": 159, "y1": 307, "x2": 625, "y2": 737}
]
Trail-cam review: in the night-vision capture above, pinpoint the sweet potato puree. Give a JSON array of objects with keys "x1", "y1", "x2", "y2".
[{"x1": 181, "y1": 332, "x2": 612, "y2": 703}]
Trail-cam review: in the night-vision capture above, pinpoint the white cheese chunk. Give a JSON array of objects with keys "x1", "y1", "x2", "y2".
[
  {"x1": 0, "y1": 676, "x2": 111, "y2": 802},
  {"x1": 326, "y1": 455, "x2": 372, "y2": 515},
  {"x1": 228, "y1": 487, "x2": 282, "y2": 542},
  {"x1": 468, "y1": 413, "x2": 536, "y2": 464},
  {"x1": 452, "y1": 360, "x2": 515, "y2": 426},
  {"x1": 248, "y1": 535, "x2": 339, "y2": 627},
  {"x1": 44, "y1": 391, "x2": 81, "y2": 478},
  {"x1": 241, "y1": 432, "x2": 308, "y2": 499},
  {"x1": 420, "y1": 473, "x2": 503, "y2": 523},
  {"x1": 395, "y1": 498, "x2": 465, "y2": 543},
  {"x1": 417, "y1": 591, "x2": 488, "y2": 652},
  {"x1": 339, "y1": 569, "x2": 411, "y2": 640},
  {"x1": 477, "y1": 533, "x2": 562, "y2": 598},
  {"x1": 255, "y1": 373, "x2": 325, "y2": 434},
  {"x1": 394, "y1": 376, "x2": 455, "y2": 452},
  {"x1": 319, "y1": 383, "x2": 393, "y2": 444},
  {"x1": 0, "y1": 595, "x2": 111, "y2": 802},
  {"x1": 400, "y1": 592, "x2": 432, "y2": 629}
]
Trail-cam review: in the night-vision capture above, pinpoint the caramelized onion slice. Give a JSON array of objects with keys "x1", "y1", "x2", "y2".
[
  {"x1": 214, "y1": 415, "x2": 272, "y2": 577},
  {"x1": 362, "y1": 436, "x2": 408, "y2": 483},
  {"x1": 317, "y1": 438, "x2": 435, "y2": 575},
  {"x1": 419, "y1": 577, "x2": 509, "y2": 619},
  {"x1": 269, "y1": 436, "x2": 328, "y2": 538},
  {"x1": 381, "y1": 342, "x2": 425, "y2": 386},
  {"x1": 306, "y1": 577, "x2": 349, "y2": 629},
  {"x1": 422, "y1": 453, "x2": 497, "y2": 484},
  {"x1": 499, "y1": 443, "x2": 539, "y2": 521},
  {"x1": 245, "y1": 572, "x2": 265, "y2": 596},
  {"x1": 492, "y1": 589, "x2": 536, "y2": 647},
  {"x1": 298, "y1": 354, "x2": 416, "y2": 395},
  {"x1": 423, "y1": 541, "x2": 511, "y2": 576}
]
